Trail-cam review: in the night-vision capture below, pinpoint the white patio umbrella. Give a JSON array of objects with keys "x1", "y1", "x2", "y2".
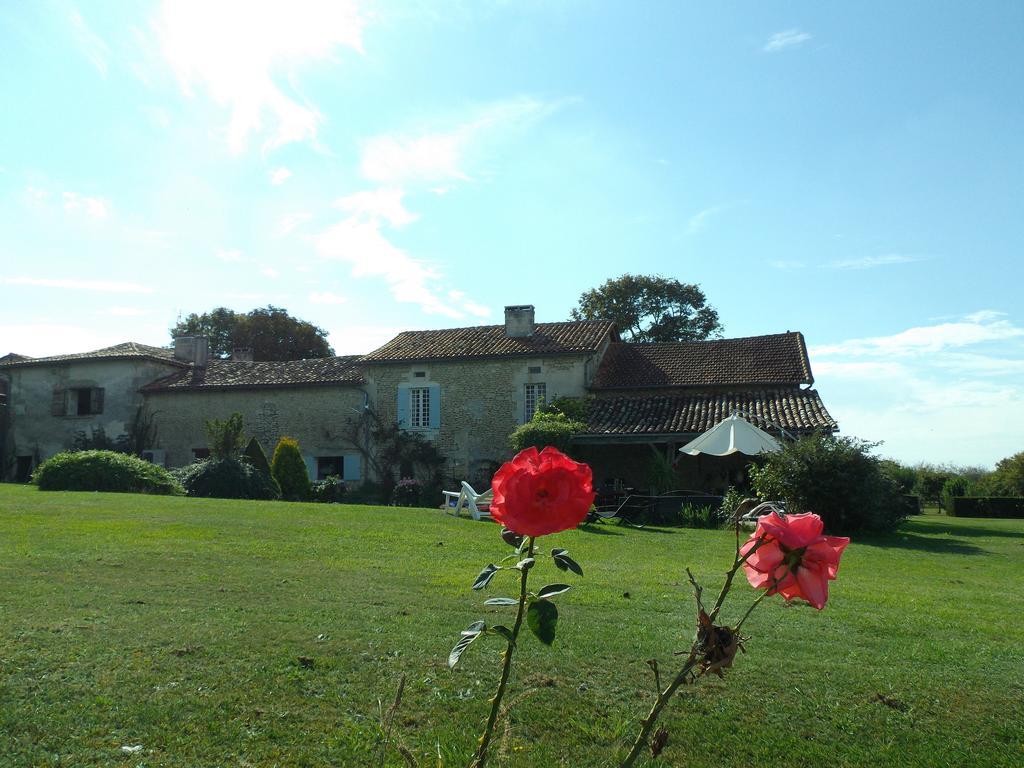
[{"x1": 679, "y1": 413, "x2": 782, "y2": 457}]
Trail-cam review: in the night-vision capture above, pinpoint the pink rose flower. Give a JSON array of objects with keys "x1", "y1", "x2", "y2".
[{"x1": 741, "y1": 511, "x2": 849, "y2": 610}]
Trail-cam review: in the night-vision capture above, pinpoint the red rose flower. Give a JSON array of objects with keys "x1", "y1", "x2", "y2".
[
  {"x1": 490, "y1": 447, "x2": 595, "y2": 537},
  {"x1": 740, "y1": 511, "x2": 849, "y2": 610}
]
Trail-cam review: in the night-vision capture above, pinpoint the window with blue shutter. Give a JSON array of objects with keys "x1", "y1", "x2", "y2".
[
  {"x1": 428, "y1": 382, "x2": 440, "y2": 428},
  {"x1": 343, "y1": 454, "x2": 361, "y2": 481}
]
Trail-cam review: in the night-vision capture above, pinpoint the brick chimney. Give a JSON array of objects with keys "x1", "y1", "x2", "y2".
[
  {"x1": 173, "y1": 336, "x2": 209, "y2": 368},
  {"x1": 231, "y1": 348, "x2": 254, "y2": 362},
  {"x1": 504, "y1": 305, "x2": 535, "y2": 338}
]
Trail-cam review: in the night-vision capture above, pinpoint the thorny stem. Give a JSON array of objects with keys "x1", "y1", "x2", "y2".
[
  {"x1": 619, "y1": 535, "x2": 768, "y2": 767},
  {"x1": 468, "y1": 536, "x2": 535, "y2": 768}
]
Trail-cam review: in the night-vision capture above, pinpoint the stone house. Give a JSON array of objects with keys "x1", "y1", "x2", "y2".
[{"x1": 0, "y1": 305, "x2": 836, "y2": 492}]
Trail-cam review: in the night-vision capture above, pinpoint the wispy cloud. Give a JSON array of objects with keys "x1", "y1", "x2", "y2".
[
  {"x1": 811, "y1": 311, "x2": 1024, "y2": 357},
  {"x1": 309, "y1": 291, "x2": 346, "y2": 305},
  {"x1": 811, "y1": 311, "x2": 1024, "y2": 465},
  {"x1": 216, "y1": 249, "x2": 244, "y2": 262},
  {"x1": 261, "y1": 267, "x2": 280, "y2": 278},
  {"x1": 359, "y1": 97, "x2": 557, "y2": 186},
  {"x1": 69, "y1": 10, "x2": 111, "y2": 76},
  {"x1": 334, "y1": 188, "x2": 418, "y2": 228},
  {"x1": 1, "y1": 277, "x2": 154, "y2": 294},
  {"x1": 269, "y1": 167, "x2": 292, "y2": 185},
  {"x1": 826, "y1": 254, "x2": 929, "y2": 270},
  {"x1": 156, "y1": 0, "x2": 365, "y2": 154},
  {"x1": 62, "y1": 191, "x2": 110, "y2": 220},
  {"x1": 276, "y1": 212, "x2": 314, "y2": 236},
  {"x1": 687, "y1": 204, "x2": 728, "y2": 235},
  {"x1": 763, "y1": 29, "x2": 812, "y2": 53}
]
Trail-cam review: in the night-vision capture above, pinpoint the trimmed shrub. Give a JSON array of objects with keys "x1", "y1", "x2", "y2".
[
  {"x1": 941, "y1": 476, "x2": 971, "y2": 513},
  {"x1": 172, "y1": 458, "x2": 280, "y2": 500},
  {"x1": 949, "y1": 497, "x2": 1024, "y2": 519},
  {"x1": 750, "y1": 434, "x2": 907, "y2": 535},
  {"x1": 241, "y1": 437, "x2": 272, "y2": 476},
  {"x1": 509, "y1": 410, "x2": 587, "y2": 455},
  {"x1": 272, "y1": 437, "x2": 311, "y2": 501},
  {"x1": 32, "y1": 450, "x2": 183, "y2": 495},
  {"x1": 312, "y1": 475, "x2": 347, "y2": 503}
]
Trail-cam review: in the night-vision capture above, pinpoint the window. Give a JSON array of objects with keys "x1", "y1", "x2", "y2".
[
  {"x1": 70, "y1": 387, "x2": 104, "y2": 416},
  {"x1": 317, "y1": 456, "x2": 343, "y2": 481},
  {"x1": 524, "y1": 383, "x2": 546, "y2": 421},
  {"x1": 410, "y1": 387, "x2": 430, "y2": 429},
  {"x1": 192, "y1": 448, "x2": 210, "y2": 461}
]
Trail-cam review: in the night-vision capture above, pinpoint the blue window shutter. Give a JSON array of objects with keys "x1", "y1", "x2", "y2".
[
  {"x1": 344, "y1": 454, "x2": 361, "y2": 482},
  {"x1": 428, "y1": 383, "x2": 440, "y2": 428},
  {"x1": 397, "y1": 384, "x2": 410, "y2": 428},
  {"x1": 303, "y1": 455, "x2": 315, "y2": 482}
]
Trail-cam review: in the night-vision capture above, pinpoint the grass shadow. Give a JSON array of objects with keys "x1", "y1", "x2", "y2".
[
  {"x1": 904, "y1": 519, "x2": 1024, "y2": 539},
  {"x1": 857, "y1": 531, "x2": 986, "y2": 556},
  {"x1": 577, "y1": 524, "x2": 625, "y2": 536}
]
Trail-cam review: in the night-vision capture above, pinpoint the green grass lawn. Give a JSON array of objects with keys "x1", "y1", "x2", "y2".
[{"x1": 1, "y1": 485, "x2": 1022, "y2": 767}]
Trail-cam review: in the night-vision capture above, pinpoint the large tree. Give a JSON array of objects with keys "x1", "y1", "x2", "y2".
[
  {"x1": 170, "y1": 306, "x2": 334, "y2": 361},
  {"x1": 571, "y1": 274, "x2": 723, "y2": 342}
]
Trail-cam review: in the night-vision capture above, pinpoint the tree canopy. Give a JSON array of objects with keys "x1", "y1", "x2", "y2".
[
  {"x1": 170, "y1": 306, "x2": 333, "y2": 361},
  {"x1": 570, "y1": 274, "x2": 723, "y2": 342}
]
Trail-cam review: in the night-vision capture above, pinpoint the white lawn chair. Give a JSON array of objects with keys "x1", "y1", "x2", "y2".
[{"x1": 443, "y1": 481, "x2": 493, "y2": 520}]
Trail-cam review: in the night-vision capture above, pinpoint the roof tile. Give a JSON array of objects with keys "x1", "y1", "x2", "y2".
[
  {"x1": 362, "y1": 320, "x2": 615, "y2": 363},
  {"x1": 142, "y1": 356, "x2": 364, "y2": 391},
  {"x1": 0, "y1": 342, "x2": 183, "y2": 369},
  {"x1": 591, "y1": 333, "x2": 812, "y2": 389}
]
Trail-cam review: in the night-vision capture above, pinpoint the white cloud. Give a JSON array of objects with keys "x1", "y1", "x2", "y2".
[
  {"x1": 313, "y1": 215, "x2": 461, "y2": 318},
  {"x1": 334, "y1": 188, "x2": 418, "y2": 227},
  {"x1": 827, "y1": 253, "x2": 928, "y2": 270},
  {"x1": 69, "y1": 10, "x2": 110, "y2": 76},
  {"x1": 447, "y1": 290, "x2": 490, "y2": 318},
  {"x1": 0, "y1": 323, "x2": 133, "y2": 358},
  {"x1": 62, "y1": 191, "x2": 110, "y2": 220},
  {"x1": 309, "y1": 291, "x2": 346, "y2": 305},
  {"x1": 216, "y1": 249, "x2": 244, "y2": 262},
  {"x1": 1, "y1": 277, "x2": 153, "y2": 294},
  {"x1": 276, "y1": 212, "x2": 314, "y2": 236},
  {"x1": 270, "y1": 167, "x2": 293, "y2": 185},
  {"x1": 156, "y1": 0, "x2": 365, "y2": 154},
  {"x1": 261, "y1": 267, "x2": 280, "y2": 278},
  {"x1": 359, "y1": 97, "x2": 555, "y2": 185},
  {"x1": 811, "y1": 311, "x2": 1024, "y2": 466},
  {"x1": 326, "y1": 323, "x2": 404, "y2": 356},
  {"x1": 763, "y1": 29, "x2": 812, "y2": 53},
  {"x1": 811, "y1": 313, "x2": 1024, "y2": 357}
]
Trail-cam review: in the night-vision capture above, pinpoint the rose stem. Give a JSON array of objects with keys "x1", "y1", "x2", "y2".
[
  {"x1": 619, "y1": 536, "x2": 767, "y2": 767},
  {"x1": 469, "y1": 536, "x2": 535, "y2": 768}
]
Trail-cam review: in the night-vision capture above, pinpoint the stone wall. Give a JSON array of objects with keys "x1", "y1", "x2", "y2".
[
  {"x1": 364, "y1": 353, "x2": 595, "y2": 486},
  {"x1": 143, "y1": 385, "x2": 367, "y2": 476},
  {"x1": 0, "y1": 359, "x2": 180, "y2": 476}
]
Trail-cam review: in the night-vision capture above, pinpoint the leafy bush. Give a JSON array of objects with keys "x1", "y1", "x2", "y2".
[
  {"x1": 984, "y1": 451, "x2": 1024, "y2": 497},
  {"x1": 172, "y1": 458, "x2": 280, "y2": 500},
  {"x1": 271, "y1": 437, "x2": 310, "y2": 501},
  {"x1": 941, "y1": 476, "x2": 972, "y2": 513},
  {"x1": 204, "y1": 413, "x2": 246, "y2": 459},
  {"x1": 509, "y1": 410, "x2": 587, "y2": 455},
  {"x1": 880, "y1": 459, "x2": 917, "y2": 494},
  {"x1": 392, "y1": 477, "x2": 423, "y2": 507},
  {"x1": 628, "y1": 496, "x2": 724, "y2": 527},
  {"x1": 750, "y1": 434, "x2": 907, "y2": 535},
  {"x1": 32, "y1": 450, "x2": 183, "y2": 495},
  {"x1": 312, "y1": 475, "x2": 347, "y2": 503}
]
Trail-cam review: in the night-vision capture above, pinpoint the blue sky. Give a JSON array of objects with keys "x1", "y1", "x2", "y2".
[{"x1": 1, "y1": 1, "x2": 1022, "y2": 467}]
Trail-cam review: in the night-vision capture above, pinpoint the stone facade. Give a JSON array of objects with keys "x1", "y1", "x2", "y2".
[
  {"x1": 0, "y1": 358, "x2": 180, "y2": 479},
  {"x1": 144, "y1": 386, "x2": 367, "y2": 480},
  {"x1": 363, "y1": 352, "x2": 597, "y2": 486}
]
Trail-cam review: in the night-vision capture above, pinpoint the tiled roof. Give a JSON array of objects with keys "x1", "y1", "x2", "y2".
[
  {"x1": 0, "y1": 342, "x2": 185, "y2": 369},
  {"x1": 0, "y1": 353, "x2": 32, "y2": 364},
  {"x1": 590, "y1": 333, "x2": 813, "y2": 390},
  {"x1": 362, "y1": 320, "x2": 616, "y2": 363},
  {"x1": 580, "y1": 389, "x2": 836, "y2": 437},
  {"x1": 142, "y1": 356, "x2": 364, "y2": 392}
]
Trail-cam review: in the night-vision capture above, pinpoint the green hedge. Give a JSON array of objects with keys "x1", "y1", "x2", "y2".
[
  {"x1": 32, "y1": 450, "x2": 183, "y2": 495},
  {"x1": 948, "y1": 497, "x2": 1024, "y2": 519},
  {"x1": 172, "y1": 458, "x2": 281, "y2": 500}
]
